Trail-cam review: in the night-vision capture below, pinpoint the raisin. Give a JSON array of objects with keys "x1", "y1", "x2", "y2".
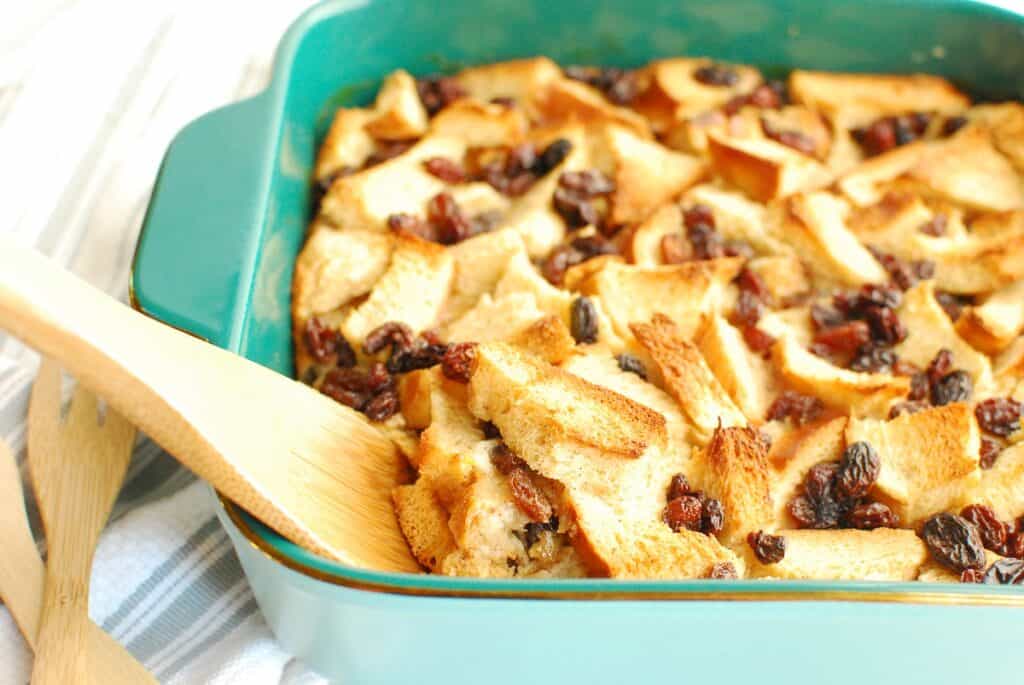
[
  {"x1": 751, "y1": 81, "x2": 787, "y2": 108},
  {"x1": 427, "y1": 192, "x2": 472, "y2": 244},
  {"x1": 926, "y1": 349, "x2": 954, "y2": 387},
  {"x1": 490, "y1": 96, "x2": 516, "y2": 108},
  {"x1": 387, "y1": 213, "x2": 434, "y2": 241},
  {"x1": 683, "y1": 204, "x2": 716, "y2": 229},
  {"x1": 869, "y1": 247, "x2": 927, "y2": 291},
  {"x1": 523, "y1": 517, "x2": 558, "y2": 551},
  {"x1": 416, "y1": 75, "x2": 466, "y2": 115},
  {"x1": 733, "y1": 290, "x2": 765, "y2": 328},
  {"x1": 571, "y1": 234, "x2": 617, "y2": 260},
  {"x1": 849, "y1": 343, "x2": 898, "y2": 374},
  {"x1": 919, "y1": 214, "x2": 948, "y2": 237},
  {"x1": 974, "y1": 398, "x2": 1022, "y2": 437},
  {"x1": 931, "y1": 370, "x2": 973, "y2": 406},
  {"x1": 304, "y1": 317, "x2": 339, "y2": 364},
  {"x1": 748, "y1": 530, "x2": 786, "y2": 564},
  {"x1": 535, "y1": 138, "x2": 573, "y2": 175},
  {"x1": 1004, "y1": 533, "x2": 1024, "y2": 559},
  {"x1": 364, "y1": 321, "x2": 414, "y2": 356},
  {"x1": 836, "y1": 441, "x2": 881, "y2": 500},
  {"x1": 687, "y1": 223, "x2": 725, "y2": 260},
  {"x1": 321, "y1": 384, "x2": 366, "y2": 411},
  {"x1": 363, "y1": 390, "x2": 399, "y2": 421},
  {"x1": 812, "y1": 320, "x2": 871, "y2": 357},
  {"x1": 766, "y1": 391, "x2": 824, "y2": 426},
  {"x1": 852, "y1": 283, "x2": 902, "y2": 312},
  {"x1": 387, "y1": 341, "x2": 448, "y2": 374},
  {"x1": 960, "y1": 504, "x2": 1009, "y2": 552},
  {"x1": 553, "y1": 188, "x2": 598, "y2": 228},
  {"x1": 701, "y1": 498, "x2": 725, "y2": 536},
  {"x1": 888, "y1": 400, "x2": 929, "y2": 419},
  {"x1": 570, "y1": 296, "x2": 599, "y2": 344},
  {"x1": 921, "y1": 512, "x2": 987, "y2": 572},
  {"x1": 423, "y1": 157, "x2": 467, "y2": 183},
  {"x1": 660, "y1": 234, "x2": 688, "y2": 264},
  {"x1": 616, "y1": 353, "x2": 648, "y2": 379},
  {"x1": 790, "y1": 462, "x2": 844, "y2": 529},
  {"x1": 508, "y1": 468, "x2": 554, "y2": 522},
  {"x1": 864, "y1": 305, "x2": 907, "y2": 345},
  {"x1": 853, "y1": 118, "x2": 898, "y2": 156},
  {"x1": 365, "y1": 141, "x2": 413, "y2": 167},
  {"x1": 762, "y1": 119, "x2": 817, "y2": 156},
  {"x1": 845, "y1": 502, "x2": 898, "y2": 530},
  {"x1": 979, "y1": 438, "x2": 1003, "y2": 470},
  {"x1": 365, "y1": 362, "x2": 395, "y2": 393},
  {"x1": 942, "y1": 115, "x2": 968, "y2": 136},
  {"x1": 935, "y1": 291, "x2": 972, "y2": 322},
  {"x1": 559, "y1": 169, "x2": 615, "y2": 195},
  {"x1": 540, "y1": 245, "x2": 576, "y2": 285},
  {"x1": 961, "y1": 568, "x2": 985, "y2": 583},
  {"x1": 810, "y1": 303, "x2": 846, "y2": 331},
  {"x1": 664, "y1": 495, "x2": 705, "y2": 532},
  {"x1": 564, "y1": 66, "x2": 638, "y2": 104},
  {"x1": 490, "y1": 442, "x2": 526, "y2": 474},
  {"x1": 481, "y1": 421, "x2": 501, "y2": 439},
  {"x1": 708, "y1": 562, "x2": 738, "y2": 579},
  {"x1": 441, "y1": 342, "x2": 477, "y2": 383},
  {"x1": 983, "y1": 558, "x2": 1024, "y2": 585},
  {"x1": 741, "y1": 325, "x2": 776, "y2": 357},
  {"x1": 321, "y1": 367, "x2": 371, "y2": 394},
  {"x1": 908, "y1": 372, "x2": 929, "y2": 401},
  {"x1": 667, "y1": 473, "x2": 692, "y2": 501},
  {"x1": 694, "y1": 63, "x2": 739, "y2": 87}
]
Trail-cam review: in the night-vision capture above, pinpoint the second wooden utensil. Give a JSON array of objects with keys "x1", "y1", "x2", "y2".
[
  {"x1": 0, "y1": 434, "x2": 156, "y2": 684},
  {"x1": 28, "y1": 360, "x2": 137, "y2": 685},
  {"x1": 0, "y1": 233, "x2": 416, "y2": 573}
]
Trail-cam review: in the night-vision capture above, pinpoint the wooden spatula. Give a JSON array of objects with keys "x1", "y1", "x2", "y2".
[
  {"x1": 0, "y1": 435, "x2": 157, "y2": 684},
  {"x1": 27, "y1": 360, "x2": 137, "y2": 685},
  {"x1": 0, "y1": 235, "x2": 417, "y2": 573}
]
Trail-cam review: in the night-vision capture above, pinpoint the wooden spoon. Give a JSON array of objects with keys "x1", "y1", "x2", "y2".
[
  {"x1": 0, "y1": 235, "x2": 417, "y2": 573},
  {"x1": 28, "y1": 360, "x2": 137, "y2": 684},
  {"x1": 0, "y1": 435, "x2": 157, "y2": 684}
]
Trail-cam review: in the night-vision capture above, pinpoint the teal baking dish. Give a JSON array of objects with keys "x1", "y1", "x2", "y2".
[{"x1": 132, "y1": 0, "x2": 1024, "y2": 682}]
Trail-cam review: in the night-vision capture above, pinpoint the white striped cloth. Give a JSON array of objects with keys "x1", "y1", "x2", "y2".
[{"x1": 0, "y1": 2, "x2": 330, "y2": 682}]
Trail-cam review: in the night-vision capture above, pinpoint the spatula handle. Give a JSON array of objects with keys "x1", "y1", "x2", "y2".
[{"x1": 33, "y1": 575, "x2": 93, "y2": 685}]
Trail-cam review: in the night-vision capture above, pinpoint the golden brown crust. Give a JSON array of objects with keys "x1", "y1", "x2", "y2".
[
  {"x1": 746, "y1": 528, "x2": 928, "y2": 580},
  {"x1": 700, "y1": 425, "x2": 774, "y2": 546}
]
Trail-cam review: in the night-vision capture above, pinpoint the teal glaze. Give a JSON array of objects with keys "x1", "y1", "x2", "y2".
[{"x1": 136, "y1": 1, "x2": 1024, "y2": 680}]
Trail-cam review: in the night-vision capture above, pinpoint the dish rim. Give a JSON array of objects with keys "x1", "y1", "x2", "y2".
[{"x1": 131, "y1": 0, "x2": 1024, "y2": 603}]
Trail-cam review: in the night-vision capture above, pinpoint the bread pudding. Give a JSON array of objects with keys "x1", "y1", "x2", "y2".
[{"x1": 292, "y1": 57, "x2": 1024, "y2": 583}]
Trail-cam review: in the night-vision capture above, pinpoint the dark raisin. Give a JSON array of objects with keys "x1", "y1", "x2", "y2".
[
  {"x1": 535, "y1": 138, "x2": 573, "y2": 175},
  {"x1": 523, "y1": 517, "x2": 557, "y2": 550},
  {"x1": 616, "y1": 353, "x2": 648, "y2": 379},
  {"x1": 490, "y1": 96, "x2": 517, "y2": 108},
  {"x1": 701, "y1": 498, "x2": 725, "y2": 536},
  {"x1": 748, "y1": 530, "x2": 786, "y2": 564},
  {"x1": 660, "y1": 234, "x2": 688, "y2": 264},
  {"x1": 942, "y1": 115, "x2": 968, "y2": 137},
  {"x1": 387, "y1": 342, "x2": 448, "y2": 374},
  {"x1": 694, "y1": 63, "x2": 739, "y2": 87},
  {"x1": 441, "y1": 342, "x2": 477, "y2": 383},
  {"x1": 961, "y1": 568, "x2": 985, "y2": 583},
  {"x1": 553, "y1": 188, "x2": 598, "y2": 228},
  {"x1": 304, "y1": 317, "x2": 339, "y2": 364},
  {"x1": 687, "y1": 223, "x2": 725, "y2": 260},
  {"x1": 935, "y1": 291, "x2": 972, "y2": 322},
  {"x1": 836, "y1": 441, "x2": 881, "y2": 500},
  {"x1": 919, "y1": 214, "x2": 948, "y2": 237},
  {"x1": 571, "y1": 234, "x2": 617, "y2": 260},
  {"x1": 979, "y1": 438, "x2": 1003, "y2": 470},
  {"x1": 974, "y1": 398, "x2": 1022, "y2": 437},
  {"x1": 540, "y1": 245, "x2": 576, "y2": 285},
  {"x1": 416, "y1": 75, "x2": 466, "y2": 115},
  {"x1": 851, "y1": 283, "x2": 902, "y2": 312},
  {"x1": 363, "y1": 390, "x2": 399, "y2": 421},
  {"x1": 853, "y1": 118, "x2": 898, "y2": 156},
  {"x1": 733, "y1": 290, "x2": 765, "y2": 328},
  {"x1": 736, "y1": 267, "x2": 771, "y2": 301},
  {"x1": 908, "y1": 372, "x2": 930, "y2": 401},
  {"x1": 570, "y1": 297, "x2": 599, "y2": 344},
  {"x1": 741, "y1": 325, "x2": 776, "y2": 357},
  {"x1": 868, "y1": 247, "x2": 923, "y2": 291},
  {"x1": 365, "y1": 141, "x2": 414, "y2": 168},
  {"x1": 559, "y1": 169, "x2": 615, "y2": 195},
  {"x1": 863, "y1": 305, "x2": 907, "y2": 345},
  {"x1": 708, "y1": 562, "x2": 738, "y2": 579},
  {"x1": 893, "y1": 116, "x2": 916, "y2": 146},
  {"x1": 888, "y1": 400, "x2": 929, "y2": 419},
  {"x1": 320, "y1": 384, "x2": 366, "y2": 411},
  {"x1": 931, "y1": 370, "x2": 973, "y2": 406},
  {"x1": 683, "y1": 204, "x2": 715, "y2": 229},
  {"x1": 762, "y1": 120, "x2": 817, "y2": 156},
  {"x1": 810, "y1": 303, "x2": 846, "y2": 331},
  {"x1": 481, "y1": 421, "x2": 501, "y2": 439},
  {"x1": 849, "y1": 342, "x2": 898, "y2": 374},
  {"x1": 926, "y1": 349, "x2": 955, "y2": 387},
  {"x1": 667, "y1": 473, "x2": 692, "y2": 501},
  {"x1": 490, "y1": 442, "x2": 526, "y2": 474},
  {"x1": 812, "y1": 320, "x2": 872, "y2": 358},
  {"x1": 508, "y1": 467, "x2": 554, "y2": 522},
  {"x1": 1004, "y1": 533, "x2": 1024, "y2": 559},
  {"x1": 960, "y1": 504, "x2": 1009, "y2": 552},
  {"x1": 365, "y1": 362, "x2": 395, "y2": 393},
  {"x1": 564, "y1": 66, "x2": 639, "y2": 104},
  {"x1": 423, "y1": 157, "x2": 467, "y2": 183},
  {"x1": 983, "y1": 558, "x2": 1024, "y2": 585},
  {"x1": 387, "y1": 213, "x2": 434, "y2": 241},
  {"x1": 364, "y1": 321, "x2": 414, "y2": 356},
  {"x1": 766, "y1": 391, "x2": 824, "y2": 426},
  {"x1": 427, "y1": 192, "x2": 472, "y2": 244},
  {"x1": 752, "y1": 81, "x2": 787, "y2": 108},
  {"x1": 845, "y1": 502, "x2": 899, "y2": 530},
  {"x1": 920, "y1": 512, "x2": 987, "y2": 572},
  {"x1": 664, "y1": 495, "x2": 705, "y2": 532},
  {"x1": 790, "y1": 462, "x2": 844, "y2": 529}
]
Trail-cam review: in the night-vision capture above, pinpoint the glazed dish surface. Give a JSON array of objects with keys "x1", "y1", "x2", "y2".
[{"x1": 291, "y1": 56, "x2": 1024, "y2": 583}]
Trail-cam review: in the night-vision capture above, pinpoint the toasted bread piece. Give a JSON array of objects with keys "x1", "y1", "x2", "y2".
[
  {"x1": 788, "y1": 71, "x2": 969, "y2": 117},
  {"x1": 683, "y1": 184, "x2": 795, "y2": 256},
  {"x1": 571, "y1": 507, "x2": 744, "y2": 579},
  {"x1": 531, "y1": 77, "x2": 651, "y2": 137},
  {"x1": 907, "y1": 126, "x2": 1024, "y2": 212},
  {"x1": 783, "y1": 191, "x2": 889, "y2": 287},
  {"x1": 773, "y1": 336, "x2": 910, "y2": 416},
  {"x1": 994, "y1": 337, "x2": 1024, "y2": 391},
  {"x1": 394, "y1": 478, "x2": 457, "y2": 572},
  {"x1": 760, "y1": 105, "x2": 833, "y2": 161},
  {"x1": 895, "y1": 281, "x2": 993, "y2": 390},
  {"x1": 418, "y1": 375, "x2": 485, "y2": 507},
  {"x1": 847, "y1": 190, "x2": 957, "y2": 262},
  {"x1": 399, "y1": 368, "x2": 435, "y2": 431},
  {"x1": 932, "y1": 213, "x2": 1024, "y2": 294},
  {"x1": 746, "y1": 528, "x2": 927, "y2": 580},
  {"x1": 320, "y1": 135, "x2": 465, "y2": 230},
  {"x1": 632, "y1": 315, "x2": 747, "y2": 443},
  {"x1": 314, "y1": 108, "x2": 376, "y2": 180},
  {"x1": 745, "y1": 256, "x2": 811, "y2": 302},
  {"x1": 366, "y1": 69, "x2": 429, "y2": 140},
  {"x1": 917, "y1": 549, "x2": 1005, "y2": 583},
  {"x1": 442, "y1": 228, "x2": 526, "y2": 323},
  {"x1": 429, "y1": 99, "x2": 528, "y2": 147},
  {"x1": 341, "y1": 234, "x2": 455, "y2": 347},
  {"x1": 509, "y1": 315, "x2": 577, "y2": 364},
  {"x1": 846, "y1": 404, "x2": 981, "y2": 526},
  {"x1": 966, "y1": 103, "x2": 1024, "y2": 172},
  {"x1": 836, "y1": 142, "x2": 928, "y2": 207},
  {"x1": 628, "y1": 203, "x2": 684, "y2": 266},
  {"x1": 698, "y1": 315, "x2": 776, "y2": 421},
  {"x1": 602, "y1": 124, "x2": 707, "y2": 224},
  {"x1": 768, "y1": 417, "x2": 848, "y2": 529},
  {"x1": 707, "y1": 132, "x2": 832, "y2": 202},
  {"x1": 454, "y1": 57, "x2": 563, "y2": 114},
  {"x1": 631, "y1": 58, "x2": 761, "y2": 133},
  {"x1": 974, "y1": 443, "x2": 1024, "y2": 521},
  {"x1": 758, "y1": 306, "x2": 814, "y2": 348},
  {"x1": 444, "y1": 292, "x2": 546, "y2": 345},
  {"x1": 468, "y1": 343, "x2": 668, "y2": 461},
  {"x1": 955, "y1": 279, "x2": 1024, "y2": 355},
  {"x1": 577, "y1": 258, "x2": 743, "y2": 345},
  {"x1": 292, "y1": 223, "x2": 394, "y2": 319},
  {"x1": 698, "y1": 425, "x2": 773, "y2": 546}
]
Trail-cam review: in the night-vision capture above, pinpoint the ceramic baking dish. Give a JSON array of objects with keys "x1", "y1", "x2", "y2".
[{"x1": 132, "y1": 0, "x2": 1024, "y2": 681}]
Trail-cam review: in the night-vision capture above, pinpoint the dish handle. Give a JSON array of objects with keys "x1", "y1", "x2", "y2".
[{"x1": 132, "y1": 94, "x2": 275, "y2": 346}]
